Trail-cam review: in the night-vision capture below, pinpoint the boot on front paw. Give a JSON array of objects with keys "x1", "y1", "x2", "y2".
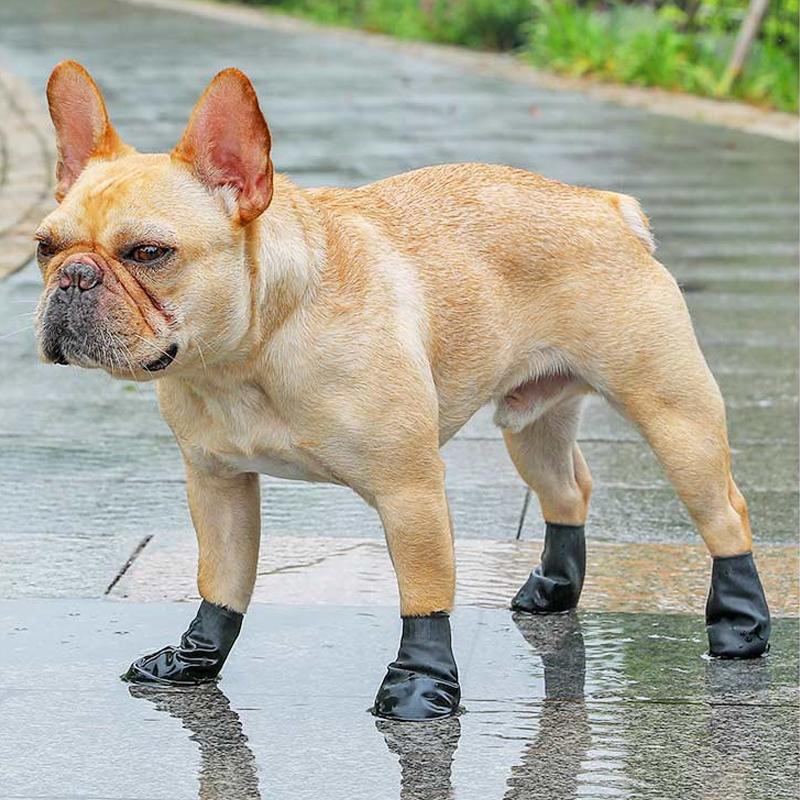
[
  {"x1": 706, "y1": 552, "x2": 771, "y2": 659},
  {"x1": 122, "y1": 600, "x2": 243, "y2": 685},
  {"x1": 512, "y1": 523, "x2": 586, "y2": 614},
  {"x1": 372, "y1": 613, "x2": 461, "y2": 721}
]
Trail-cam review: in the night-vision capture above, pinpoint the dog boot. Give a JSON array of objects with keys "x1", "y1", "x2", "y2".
[
  {"x1": 512, "y1": 522, "x2": 585, "y2": 614},
  {"x1": 122, "y1": 600, "x2": 243, "y2": 684},
  {"x1": 372, "y1": 613, "x2": 460, "y2": 721},
  {"x1": 706, "y1": 552, "x2": 770, "y2": 659}
]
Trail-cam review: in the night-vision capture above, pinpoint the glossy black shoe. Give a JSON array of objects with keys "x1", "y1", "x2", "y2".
[
  {"x1": 512, "y1": 523, "x2": 585, "y2": 614},
  {"x1": 372, "y1": 613, "x2": 461, "y2": 721},
  {"x1": 706, "y1": 552, "x2": 770, "y2": 659},
  {"x1": 122, "y1": 600, "x2": 243, "y2": 685}
]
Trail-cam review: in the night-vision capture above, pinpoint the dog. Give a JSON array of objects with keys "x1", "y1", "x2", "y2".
[{"x1": 34, "y1": 61, "x2": 770, "y2": 720}]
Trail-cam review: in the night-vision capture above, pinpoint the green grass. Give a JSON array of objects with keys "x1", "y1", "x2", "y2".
[{"x1": 230, "y1": 1, "x2": 799, "y2": 112}]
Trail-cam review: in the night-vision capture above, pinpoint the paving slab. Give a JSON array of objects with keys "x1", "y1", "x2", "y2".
[
  {"x1": 1, "y1": 600, "x2": 797, "y2": 800},
  {"x1": 0, "y1": 0, "x2": 796, "y2": 596},
  {"x1": 109, "y1": 534, "x2": 799, "y2": 619},
  {"x1": 0, "y1": 68, "x2": 55, "y2": 278}
]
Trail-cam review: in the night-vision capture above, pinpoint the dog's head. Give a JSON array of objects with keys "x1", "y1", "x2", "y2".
[{"x1": 34, "y1": 61, "x2": 274, "y2": 379}]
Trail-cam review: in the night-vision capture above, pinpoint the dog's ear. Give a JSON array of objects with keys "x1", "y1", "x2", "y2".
[
  {"x1": 172, "y1": 68, "x2": 274, "y2": 225},
  {"x1": 46, "y1": 61, "x2": 133, "y2": 202}
]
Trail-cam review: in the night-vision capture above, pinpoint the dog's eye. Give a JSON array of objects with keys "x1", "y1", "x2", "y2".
[
  {"x1": 126, "y1": 245, "x2": 171, "y2": 264},
  {"x1": 36, "y1": 239, "x2": 56, "y2": 260}
]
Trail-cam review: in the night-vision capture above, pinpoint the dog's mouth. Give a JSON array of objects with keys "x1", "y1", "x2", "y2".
[{"x1": 142, "y1": 343, "x2": 179, "y2": 373}]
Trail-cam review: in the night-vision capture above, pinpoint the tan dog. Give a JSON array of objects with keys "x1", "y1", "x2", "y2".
[{"x1": 35, "y1": 62, "x2": 770, "y2": 719}]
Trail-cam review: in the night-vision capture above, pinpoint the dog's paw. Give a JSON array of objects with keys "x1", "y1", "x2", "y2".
[
  {"x1": 122, "y1": 599, "x2": 243, "y2": 685},
  {"x1": 511, "y1": 523, "x2": 585, "y2": 614},
  {"x1": 122, "y1": 645, "x2": 221, "y2": 685},
  {"x1": 372, "y1": 667, "x2": 461, "y2": 721},
  {"x1": 371, "y1": 613, "x2": 460, "y2": 721},
  {"x1": 706, "y1": 553, "x2": 771, "y2": 659},
  {"x1": 511, "y1": 566, "x2": 580, "y2": 614}
]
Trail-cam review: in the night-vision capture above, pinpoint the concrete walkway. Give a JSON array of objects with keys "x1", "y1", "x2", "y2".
[{"x1": 0, "y1": 0, "x2": 797, "y2": 797}]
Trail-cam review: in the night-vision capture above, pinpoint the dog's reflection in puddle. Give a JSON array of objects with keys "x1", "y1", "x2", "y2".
[
  {"x1": 128, "y1": 683, "x2": 261, "y2": 800},
  {"x1": 504, "y1": 613, "x2": 590, "y2": 799},
  {"x1": 376, "y1": 716, "x2": 461, "y2": 800},
  {"x1": 375, "y1": 613, "x2": 589, "y2": 800}
]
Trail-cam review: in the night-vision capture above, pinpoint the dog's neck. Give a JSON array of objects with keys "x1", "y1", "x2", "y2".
[
  {"x1": 166, "y1": 174, "x2": 330, "y2": 402},
  {"x1": 249, "y1": 173, "x2": 324, "y2": 338}
]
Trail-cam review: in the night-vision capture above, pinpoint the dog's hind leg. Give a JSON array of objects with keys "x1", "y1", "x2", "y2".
[
  {"x1": 597, "y1": 269, "x2": 770, "y2": 658},
  {"x1": 503, "y1": 396, "x2": 593, "y2": 614},
  {"x1": 123, "y1": 465, "x2": 261, "y2": 684}
]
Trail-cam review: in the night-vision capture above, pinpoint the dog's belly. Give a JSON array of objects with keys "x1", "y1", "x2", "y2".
[{"x1": 222, "y1": 452, "x2": 333, "y2": 483}]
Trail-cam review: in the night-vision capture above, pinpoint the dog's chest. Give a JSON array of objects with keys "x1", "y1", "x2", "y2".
[
  {"x1": 182, "y1": 382, "x2": 334, "y2": 484},
  {"x1": 222, "y1": 451, "x2": 327, "y2": 482}
]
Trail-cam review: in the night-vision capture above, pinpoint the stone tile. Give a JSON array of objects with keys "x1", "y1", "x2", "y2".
[
  {"x1": 109, "y1": 533, "x2": 799, "y2": 618},
  {"x1": 0, "y1": 530, "x2": 148, "y2": 600}
]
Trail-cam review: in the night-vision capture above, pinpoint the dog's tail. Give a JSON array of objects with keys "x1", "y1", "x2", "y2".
[{"x1": 609, "y1": 192, "x2": 656, "y2": 254}]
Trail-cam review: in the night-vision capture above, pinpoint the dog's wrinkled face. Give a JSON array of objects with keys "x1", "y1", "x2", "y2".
[{"x1": 35, "y1": 61, "x2": 274, "y2": 380}]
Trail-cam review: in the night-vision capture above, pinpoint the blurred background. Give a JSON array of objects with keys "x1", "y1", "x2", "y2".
[{"x1": 231, "y1": 0, "x2": 799, "y2": 112}]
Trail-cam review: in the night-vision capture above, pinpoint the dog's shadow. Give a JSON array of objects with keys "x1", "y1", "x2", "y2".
[{"x1": 128, "y1": 683, "x2": 261, "y2": 800}]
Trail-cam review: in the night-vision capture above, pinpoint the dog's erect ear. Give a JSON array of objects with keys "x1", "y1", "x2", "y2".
[
  {"x1": 172, "y1": 68, "x2": 274, "y2": 225},
  {"x1": 46, "y1": 61, "x2": 133, "y2": 202}
]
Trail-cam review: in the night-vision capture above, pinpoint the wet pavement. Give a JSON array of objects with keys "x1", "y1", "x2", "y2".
[
  {"x1": 0, "y1": 0, "x2": 798, "y2": 797},
  {"x1": 2, "y1": 601, "x2": 798, "y2": 800}
]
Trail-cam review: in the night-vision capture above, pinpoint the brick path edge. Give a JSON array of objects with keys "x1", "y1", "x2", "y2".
[{"x1": 0, "y1": 69, "x2": 55, "y2": 281}]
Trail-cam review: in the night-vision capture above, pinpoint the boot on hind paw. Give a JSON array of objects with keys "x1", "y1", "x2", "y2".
[
  {"x1": 706, "y1": 552, "x2": 770, "y2": 659},
  {"x1": 512, "y1": 523, "x2": 585, "y2": 614}
]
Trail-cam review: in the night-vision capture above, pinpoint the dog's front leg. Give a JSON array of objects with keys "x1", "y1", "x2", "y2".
[
  {"x1": 124, "y1": 464, "x2": 260, "y2": 684},
  {"x1": 370, "y1": 468, "x2": 460, "y2": 720}
]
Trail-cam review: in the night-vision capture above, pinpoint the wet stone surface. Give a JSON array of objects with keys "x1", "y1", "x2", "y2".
[
  {"x1": 1, "y1": 601, "x2": 797, "y2": 800},
  {"x1": 0, "y1": 0, "x2": 797, "y2": 599},
  {"x1": 0, "y1": 2, "x2": 797, "y2": 797}
]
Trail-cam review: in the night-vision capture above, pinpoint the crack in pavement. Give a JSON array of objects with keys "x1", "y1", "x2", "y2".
[{"x1": 104, "y1": 533, "x2": 154, "y2": 595}]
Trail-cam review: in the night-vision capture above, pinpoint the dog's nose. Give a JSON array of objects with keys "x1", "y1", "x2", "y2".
[{"x1": 59, "y1": 260, "x2": 103, "y2": 292}]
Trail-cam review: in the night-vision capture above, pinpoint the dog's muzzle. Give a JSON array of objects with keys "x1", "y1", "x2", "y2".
[{"x1": 40, "y1": 256, "x2": 107, "y2": 365}]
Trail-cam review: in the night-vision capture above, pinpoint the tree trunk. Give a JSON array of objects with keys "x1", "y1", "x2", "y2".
[{"x1": 719, "y1": 0, "x2": 771, "y2": 94}]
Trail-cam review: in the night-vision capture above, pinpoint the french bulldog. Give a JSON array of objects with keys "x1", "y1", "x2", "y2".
[{"x1": 34, "y1": 61, "x2": 770, "y2": 720}]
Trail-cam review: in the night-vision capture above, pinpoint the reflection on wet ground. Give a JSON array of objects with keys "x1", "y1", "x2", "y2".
[
  {"x1": 8, "y1": 601, "x2": 791, "y2": 800},
  {"x1": 129, "y1": 684, "x2": 262, "y2": 800},
  {"x1": 502, "y1": 615, "x2": 591, "y2": 800},
  {"x1": 376, "y1": 717, "x2": 462, "y2": 800}
]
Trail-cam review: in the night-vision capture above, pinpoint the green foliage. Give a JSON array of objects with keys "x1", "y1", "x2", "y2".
[
  {"x1": 526, "y1": 1, "x2": 798, "y2": 112},
  {"x1": 232, "y1": 0, "x2": 799, "y2": 112},
  {"x1": 264, "y1": 0, "x2": 534, "y2": 49}
]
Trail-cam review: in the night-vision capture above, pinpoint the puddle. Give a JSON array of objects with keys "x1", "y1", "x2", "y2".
[{"x1": 1, "y1": 601, "x2": 797, "y2": 799}]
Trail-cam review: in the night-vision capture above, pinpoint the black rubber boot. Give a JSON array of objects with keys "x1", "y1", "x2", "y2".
[
  {"x1": 706, "y1": 552, "x2": 770, "y2": 659},
  {"x1": 512, "y1": 523, "x2": 586, "y2": 614},
  {"x1": 122, "y1": 600, "x2": 243, "y2": 685},
  {"x1": 372, "y1": 613, "x2": 460, "y2": 721}
]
